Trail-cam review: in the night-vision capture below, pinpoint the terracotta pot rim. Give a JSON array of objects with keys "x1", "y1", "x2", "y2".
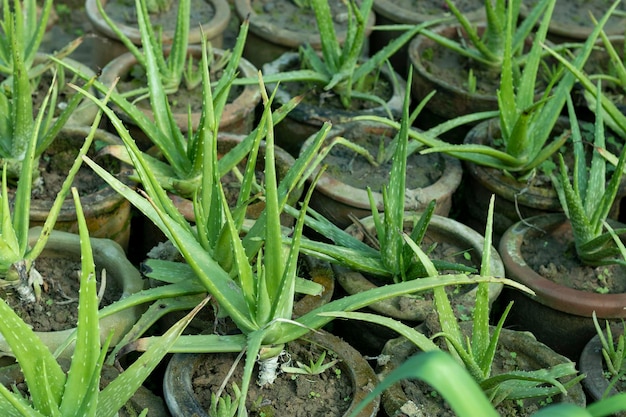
[
  {"x1": 372, "y1": 0, "x2": 484, "y2": 29},
  {"x1": 334, "y1": 213, "x2": 505, "y2": 321},
  {"x1": 234, "y1": 0, "x2": 375, "y2": 49},
  {"x1": 519, "y1": 3, "x2": 626, "y2": 40},
  {"x1": 301, "y1": 121, "x2": 462, "y2": 211},
  {"x1": 163, "y1": 329, "x2": 380, "y2": 416},
  {"x1": 499, "y1": 213, "x2": 626, "y2": 318},
  {"x1": 99, "y1": 46, "x2": 261, "y2": 129},
  {"x1": 86, "y1": 0, "x2": 230, "y2": 44},
  {"x1": 379, "y1": 325, "x2": 586, "y2": 415},
  {"x1": 262, "y1": 52, "x2": 406, "y2": 126},
  {"x1": 408, "y1": 22, "x2": 499, "y2": 101},
  {"x1": 463, "y1": 117, "x2": 569, "y2": 210},
  {"x1": 579, "y1": 326, "x2": 624, "y2": 401}
]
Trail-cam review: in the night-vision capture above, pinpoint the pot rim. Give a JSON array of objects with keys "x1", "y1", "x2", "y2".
[
  {"x1": 86, "y1": 0, "x2": 231, "y2": 44},
  {"x1": 334, "y1": 212, "x2": 505, "y2": 321},
  {"x1": 499, "y1": 213, "x2": 626, "y2": 318},
  {"x1": 300, "y1": 120, "x2": 462, "y2": 211},
  {"x1": 98, "y1": 46, "x2": 261, "y2": 130},
  {"x1": 261, "y1": 51, "x2": 406, "y2": 126},
  {"x1": 234, "y1": 0, "x2": 375, "y2": 49},
  {"x1": 163, "y1": 329, "x2": 380, "y2": 417}
]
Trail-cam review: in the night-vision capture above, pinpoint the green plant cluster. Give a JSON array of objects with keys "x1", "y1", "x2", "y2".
[{"x1": 1, "y1": 0, "x2": 626, "y2": 416}]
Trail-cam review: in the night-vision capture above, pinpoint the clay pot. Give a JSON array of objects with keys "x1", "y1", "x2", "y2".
[
  {"x1": 370, "y1": 0, "x2": 484, "y2": 77},
  {"x1": 163, "y1": 329, "x2": 380, "y2": 417},
  {"x1": 460, "y1": 117, "x2": 626, "y2": 242},
  {"x1": 579, "y1": 325, "x2": 626, "y2": 416},
  {"x1": 85, "y1": 0, "x2": 231, "y2": 68},
  {"x1": 0, "y1": 358, "x2": 170, "y2": 416},
  {"x1": 99, "y1": 46, "x2": 261, "y2": 149},
  {"x1": 332, "y1": 212, "x2": 504, "y2": 355},
  {"x1": 499, "y1": 213, "x2": 626, "y2": 360},
  {"x1": 379, "y1": 325, "x2": 586, "y2": 415},
  {"x1": 408, "y1": 23, "x2": 499, "y2": 121},
  {"x1": 300, "y1": 121, "x2": 463, "y2": 230},
  {"x1": 0, "y1": 228, "x2": 144, "y2": 358},
  {"x1": 234, "y1": 0, "x2": 375, "y2": 68},
  {"x1": 28, "y1": 126, "x2": 133, "y2": 250},
  {"x1": 262, "y1": 52, "x2": 406, "y2": 157},
  {"x1": 520, "y1": 0, "x2": 626, "y2": 43}
]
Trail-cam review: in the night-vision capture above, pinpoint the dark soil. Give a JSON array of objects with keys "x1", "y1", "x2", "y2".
[
  {"x1": 282, "y1": 72, "x2": 393, "y2": 112},
  {"x1": 0, "y1": 256, "x2": 120, "y2": 332},
  {"x1": 523, "y1": 0, "x2": 626, "y2": 32},
  {"x1": 521, "y1": 224, "x2": 626, "y2": 294},
  {"x1": 399, "y1": 347, "x2": 558, "y2": 416},
  {"x1": 115, "y1": 62, "x2": 243, "y2": 116},
  {"x1": 322, "y1": 129, "x2": 445, "y2": 192},
  {"x1": 394, "y1": 323, "x2": 580, "y2": 417},
  {"x1": 248, "y1": 0, "x2": 353, "y2": 35},
  {"x1": 103, "y1": 0, "x2": 215, "y2": 31},
  {"x1": 191, "y1": 339, "x2": 354, "y2": 416},
  {"x1": 30, "y1": 133, "x2": 121, "y2": 202},
  {"x1": 31, "y1": 68, "x2": 92, "y2": 118},
  {"x1": 387, "y1": 0, "x2": 484, "y2": 16}
]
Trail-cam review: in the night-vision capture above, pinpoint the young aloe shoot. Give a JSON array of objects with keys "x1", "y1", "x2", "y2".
[{"x1": 281, "y1": 350, "x2": 339, "y2": 376}]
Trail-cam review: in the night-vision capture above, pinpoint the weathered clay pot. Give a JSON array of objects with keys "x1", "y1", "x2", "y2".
[
  {"x1": 262, "y1": 52, "x2": 406, "y2": 157},
  {"x1": 33, "y1": 53, "x2": 99, "y2": 126},
  {"x1": 0, "y1": 228, "x2": 144, "y2": 358},
  {"x1": 85, "y1": 0, "x2": 231, "y2": 67},
  {"x1": 408, "y1": 23, "x2": 499, "y2": 121},
  {"x1": 379, "y1": 325, "x2": 586, "y2": 415},
  {"x1": 499, "y1": 213, "x2": 626, "y2": 360},
  {"x1": 332, "y1": 212, "x2": 504, "y2": 354},
  {"x1": 300, "y1": 121, "x2": 463, "y2": 229},
  {"x1": 370, "y1": 0, "x2": 484, "y2": 76},
  {"x1": 579, "y1": 324, "x2": 626, "y2": 416},
  {"x1": 99, "y1": 46, "x2": 261, "y2": 149},
  {"x1": 234, "y1": 0, "x2": 375, "y2": 68},
  {"x1": 520, "y1": 0, "x2": 626, "y2": 42},
  {"x1": 163, "y1": 329, "x2": 380, "y2": 417}
]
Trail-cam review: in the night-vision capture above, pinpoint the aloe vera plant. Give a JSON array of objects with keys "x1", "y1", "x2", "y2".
[
  {"x1": 289, "y1": 71, "x2": 480, "y2": 283},
  {"x1": 0, "y1": 187, "x2": 200, "y2": 417},
  {"x1": 0, "y1": 36, "x2": 98, "y2": 301},
  {"x1": 74, "y1": 49, "x2": 516, "y2": 416},
  {"x1": 363, "y1": 0, "x2": 622, "y2": 180},
  {"x1": 95, "y1": 0, "x2": 198, "y2": 94},
  {"x1": 551, "y1": 89, "x2": 626, "y2": 267},
  {"x1": 542, "y1": 11, "x2": 626, "y2": 142},
  {"x1": 235, "y1": 0, "x2": 440, "y2": 110},
  {"x1": 0, "y1": 0, "x2": 76, "y2": 74},
  {"x1": 418, "y1": 0, "x2": 554, "y2": 69},
  {"x1": 57, "y1": 16, "x2": 295, "y2": 200},
  {"x1": 322, "y1": 196, "x2": 584, "y2": 407},
  {"x1": 592, "y1": 312, "x2": 626, "y2": 397},
  {"x1": 348, "y1": 350, "x2": 626, "y2": 417},
  {"x1": 0, "y1": 0, "x2": 86, "y2": 184}
]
